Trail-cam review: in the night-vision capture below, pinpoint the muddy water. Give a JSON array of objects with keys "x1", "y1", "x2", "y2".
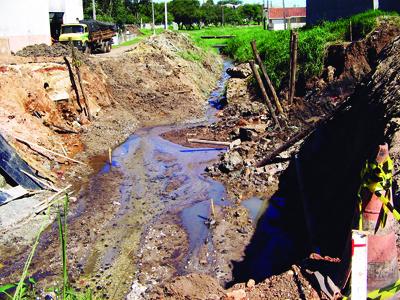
[{"x1": 72, "y1": 60, "x2": 262, "y2": 298}]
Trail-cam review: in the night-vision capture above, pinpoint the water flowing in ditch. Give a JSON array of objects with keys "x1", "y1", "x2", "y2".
[{"x1": 74, "y1": 60, "x2": 265, "y2": 298}]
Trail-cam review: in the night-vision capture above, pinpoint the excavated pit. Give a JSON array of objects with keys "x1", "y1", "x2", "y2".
[{"x1": 230, "y1": 36, "x2": 400, "y2": 290}]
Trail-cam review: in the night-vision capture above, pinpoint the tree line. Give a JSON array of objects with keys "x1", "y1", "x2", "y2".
[{"x1": 83, "y1": 0, "x2": 263, "y2": 29}]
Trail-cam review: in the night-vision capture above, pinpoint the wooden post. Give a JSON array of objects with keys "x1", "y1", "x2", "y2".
[
  {"x1": 288, "y1": 31, "x2": 298, "y2": 105},
  {"x1": 108, "y1": 147, "x2": 112, "y2": 165},
  {"x1": 210, "y1": 198, "x2": 216, "y2": 219},
  {"x1": 250, "y1": 40, "x2": 284, "y2": 115},
  {"x1": 349, "y1": 20, "x2": 353, "y2": 42},
  {"x1": 63, "y1": 56, "x2": 83, "y2": 113},
  {"x1": 249, "y1": 60, "x2": 281, "y2": 129},
  {"x1": 71, "y1": 42, "x2": 92, "y2": 121}
]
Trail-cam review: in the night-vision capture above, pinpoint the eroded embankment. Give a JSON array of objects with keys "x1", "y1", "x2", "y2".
[
  {"x1": 0, "y1": 31, "x2": 222, "y2": 297},
  {"x1": 152, "y1": 24, "x2": 400, "y2": 299}
]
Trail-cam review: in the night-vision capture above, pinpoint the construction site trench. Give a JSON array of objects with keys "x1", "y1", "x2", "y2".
[{"x1": 1, "y1": 23, "x2": 400, "y2": 299}]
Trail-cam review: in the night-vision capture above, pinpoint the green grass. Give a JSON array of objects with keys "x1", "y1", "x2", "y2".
[
  {"x1": 0, "y1": 195, "x2": 99, "y2": 300},
  {"x1": 222, "y1": 10, "x2": 399, "y2": 88},
  {"x1": 181, "y1": 26, "x2": 261, "y2": 52},
  {"x1": 113, "y1": 28, "x2": 165, "y2": 48}
]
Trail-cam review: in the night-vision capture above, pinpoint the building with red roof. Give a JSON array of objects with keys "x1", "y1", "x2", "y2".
[{"x1": 267, "y1": 7, "x2": 306, "y2": 30}]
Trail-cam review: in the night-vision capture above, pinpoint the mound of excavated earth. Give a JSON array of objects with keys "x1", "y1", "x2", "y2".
[{"x1": 0, "y1": 31, "x2": 222, "y2": 295}]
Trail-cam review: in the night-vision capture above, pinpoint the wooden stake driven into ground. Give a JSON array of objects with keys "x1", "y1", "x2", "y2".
[
  {"x1": 250, "y1": 40, "x2": 284, "y2": 115},
  {"x1": 288, "y1": 31, "x2": 298, "y2": 105},
  {"x1": 249, "y1": 60, "x2": 281, "y2": 129},
  {"x1": 63, "y1": 56, "x2": 83, "y2": 112},
  {"x1": 71, "y1": 42, "x2": 92, "y2": 121}
]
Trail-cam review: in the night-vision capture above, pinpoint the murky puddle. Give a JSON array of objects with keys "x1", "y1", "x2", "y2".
[{"x1": 77, "y1": 60, "x2": 264, "y2": 298}]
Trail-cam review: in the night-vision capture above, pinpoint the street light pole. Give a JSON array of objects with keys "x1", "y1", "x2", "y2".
[
  {"x1": 164, "y1": 0, "x2": 168, "y2": 30},
  {"x1": 92, "y1": 0, "x2": 96, "y2": 20},
  {"x1": 283, "y1": 0, "x2": 287, "y2": 30},
  {"x1": 151, "y1": 0, "x2": 155, "y2": 35}
]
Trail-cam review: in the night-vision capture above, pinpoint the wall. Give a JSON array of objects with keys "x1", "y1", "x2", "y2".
[
  {"x1": 269, "y1": 19, "x2": 306, "y2": 31},
  {"x1": 0, "y1": 0, "x2": 51, "y2": 52},
  {"x1": 49, "y1": 0, "x2": 84, "y2": 23},
  {"x1": 63, "y1": 0, "x2": 84, "y2": 23},
  {"x1": 307, "y1": 0, "x2": 374, "y2": 24}
]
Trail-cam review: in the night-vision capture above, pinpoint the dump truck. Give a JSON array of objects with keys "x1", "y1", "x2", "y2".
[{"x1": 59, "y1": 20, "x2": 117, "y2": 54}]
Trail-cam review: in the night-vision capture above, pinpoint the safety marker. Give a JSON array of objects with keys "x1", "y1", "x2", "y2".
[{"x1": 351, "y1": 230, "x2": 368, "y2": 300}]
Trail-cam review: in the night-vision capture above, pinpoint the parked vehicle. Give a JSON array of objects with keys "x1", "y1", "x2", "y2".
[{"x1": 59, "y1": 20, "x2": 117, "y2": 54}]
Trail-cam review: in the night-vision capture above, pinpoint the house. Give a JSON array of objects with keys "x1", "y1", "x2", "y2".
[
  {"x1": 267, "y1": 7, "x2": 307, "y2": 30},
  {"x1": 0, "y1": 0, "x2": 83, "y2": 54},
  {"x1": 307, "y1": 0, "x2": 400, "y2": 24}
]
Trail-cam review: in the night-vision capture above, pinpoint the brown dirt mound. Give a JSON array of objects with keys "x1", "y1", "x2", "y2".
[{"x1": 15, "y1": 43, "x2": 74, "y2": 57}]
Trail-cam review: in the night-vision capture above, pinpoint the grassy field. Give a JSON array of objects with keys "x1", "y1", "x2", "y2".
[
  {"x1": 227, "y1": 10, "x2": 399, "y2": 87},
  {"x1": 181, "y1": 26, "x2": 262, "y2": 52},
  {"x1": 182, "y1": 10, "x2": 398, "y2": 88},
  {"x1": 114, "y1": 11, "x2": 398, "y2": 88}
]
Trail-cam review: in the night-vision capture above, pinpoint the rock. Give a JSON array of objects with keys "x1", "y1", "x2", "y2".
[
  {"x1": 226, "y1": 289, "x2": 247, "y2": 300},
  {"x1": 219, "y1": 151, "x2": 243, "y2": 173},
  {"x1": 226, "y1": 78, "x2": 250, "y2": 103},
  {"x1": 0, "y1": 174, "x2": 6, "y2": 188},
  {"x1": 246, "y1": 279, "x2": 256, "y2": 288},
  {"x1": 230, "y1": 139, "x2": 241, "y2": 148},
  {"x1": 239, "y1": 127, "x2": 258, "y2": 141},
  {"x1": 226, "y1": 64, "x2": 252, "y2": 78},
  {"x1": 326, "y1": 65, "x2": 336, "y2": 82},
  {"x1": 242, "y1": 123, "x2": 267, "y2": 133}
]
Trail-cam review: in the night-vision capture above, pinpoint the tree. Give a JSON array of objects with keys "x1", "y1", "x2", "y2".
[
  {"x1": 169, "y1": 0, "x2": 201, "y2": 29},
  {"x1": 217, "y1": 0, "x2": 242, "y2": 5},
  {"x1": 238, "y1": 4, "x2": 262, "y2": 25},
  {"x1": 200, "y1": 0, "x2": 219, "y2": 26}
]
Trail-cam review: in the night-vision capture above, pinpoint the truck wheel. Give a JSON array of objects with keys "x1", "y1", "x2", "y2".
[
  {"x1": 100, "y1": 42, "x2": 107, "y2": 53},
  {"x1": 106, "y1": 41, "x2": 112, "y2": 53},
  {"x1": 84, "y1": 43, "x2": 91, "y2": 54}
]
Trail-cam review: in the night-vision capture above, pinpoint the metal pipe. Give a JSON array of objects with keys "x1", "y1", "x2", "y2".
[
  {"x1": 164, "y1": 0, "x2": 168, "y2": 30},
  {"x1": 92, "y1": 0, "x2": 96, "y2": 20},
  {"x1": 152, "y1": 0, "x2": 155, "y2": 35}
]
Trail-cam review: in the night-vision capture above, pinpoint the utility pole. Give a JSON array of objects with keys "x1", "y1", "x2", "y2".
[
  {"x1": 222, "y1": 5, "x2": 225, "y2": 26},
  {"x1": 283, "y1": 0, "x2": 287, "y2": 30},
  {"x1": 164, "y1": 0, "x2": 168, "y2": 30},
  {"x1": 263, "y1": 0, "x2": 266, "y2": 30},
  {"x1": 151, "y1": 0, "x2": 155, "y2": 35},
  {"x1": 92, "y1": 0, "x2": 96, "y2": 20}
]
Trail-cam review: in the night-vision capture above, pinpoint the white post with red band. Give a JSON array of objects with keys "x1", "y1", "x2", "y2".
[{"x1": 351, "y1": 230, "x2": 368, "y2": 300}]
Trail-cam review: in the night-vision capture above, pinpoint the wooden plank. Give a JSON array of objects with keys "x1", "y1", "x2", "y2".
[
  {"x1": 200, "y1": 35, "x2": 236, "y2": 39},
  {"x1": 20, "y1": 169, "x2": 58, "y2": 191},
  {"x1": 16, "y1": 137, "x2": 86, "y2": 166},
  {"x1": 187, "y1": 138, "x2": 231, "y2": 146}
]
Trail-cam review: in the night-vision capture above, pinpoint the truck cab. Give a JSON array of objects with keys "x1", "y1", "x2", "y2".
[{"x1": 59, "y1": 24, "x2": 89, "y2": 51}]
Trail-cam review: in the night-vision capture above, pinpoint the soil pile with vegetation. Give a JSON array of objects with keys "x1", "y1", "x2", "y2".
[{"x1": 224, "y1": 10, "x2": 400, "y2": 89}]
